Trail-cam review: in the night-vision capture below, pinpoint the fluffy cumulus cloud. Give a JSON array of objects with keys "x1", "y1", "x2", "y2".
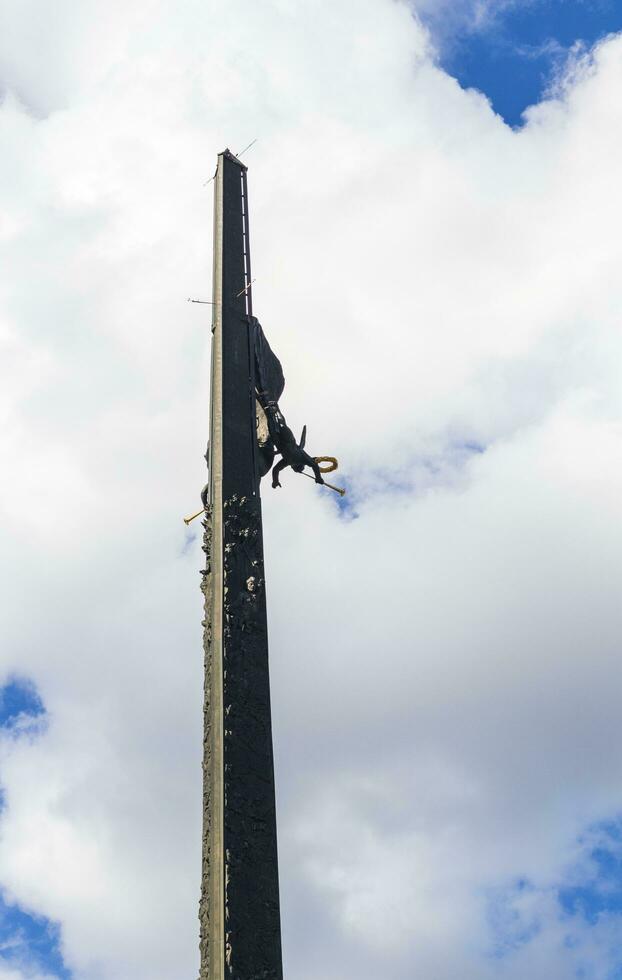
[{"x1": 1, "y1": 0, "x2": 622, "y2": 977}]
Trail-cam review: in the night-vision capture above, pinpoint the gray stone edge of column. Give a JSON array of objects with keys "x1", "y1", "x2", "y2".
[{"x1": 198, "y1": 153, "x2": 225, "y2": 980}]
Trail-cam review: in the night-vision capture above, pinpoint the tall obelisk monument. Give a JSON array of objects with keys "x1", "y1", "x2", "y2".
[{"x1": 199, "y1": 150, "x2": 283, "y2": 979}]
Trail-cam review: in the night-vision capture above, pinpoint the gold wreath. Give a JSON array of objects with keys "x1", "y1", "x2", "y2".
[{"x1": 314, "y1": 456, "x2": 338, "y2": 474}]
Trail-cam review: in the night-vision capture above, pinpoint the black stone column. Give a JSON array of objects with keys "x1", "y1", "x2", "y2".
[{"x1": 199, "y1": 150, "x2": 283, "y2": 980}]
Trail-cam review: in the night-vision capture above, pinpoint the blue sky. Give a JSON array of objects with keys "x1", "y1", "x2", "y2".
[
  {"x1": 0, "y1": 679, "x2": 44, "y2": 729},
  {"x1": 0, "y1": 680, "x2": 70, "y2": 979},
  {"x1": 560, "y1": 823, "x2": 622, "y2": 924},
  {"x1": 419, "y1": 0, "x2": 622, "y2": 126},
  {"x1": 0, "y1": 893, "x2": 70, "y2": 980},
  {"x1": 485, "y1": 824, "x2": 622, "y2": 974}
]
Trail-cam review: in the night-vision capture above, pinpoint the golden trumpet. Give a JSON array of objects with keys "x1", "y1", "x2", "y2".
[{"x1": 184, "y1": 508, "x2": 206, "y2": 526}]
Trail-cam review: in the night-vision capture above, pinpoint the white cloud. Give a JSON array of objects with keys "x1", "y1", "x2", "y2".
[{"x1": 0, "y1": 1, "x2": 622, "y2": 978}]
